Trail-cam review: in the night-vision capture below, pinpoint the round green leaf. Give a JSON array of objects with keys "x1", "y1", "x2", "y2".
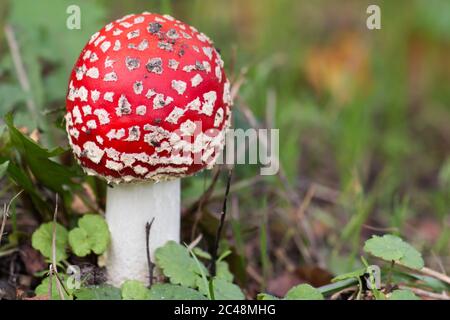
[
  {"x1": 68, "y1": 227, "x2": 90, "y2": 257},
  {"x1": 155, "y1": 241, "x2": 199, "y2": 288},
  {"x1": 79, "y1": 214, "x2": 110, "y2": 254},
  {"x1": 121, "y1": 280, "x2": 150, "y2": 300},
  {"x1": 31, "y1": 222, "x2": 68, "y2": 262},
  {"x1": 35, "y1": 275, "x2": 73, "y2": 300},
  {"x1": 68, "y1": 214, "x2": 110, "y2": 257},
  {"x1": 74, "y1": 285, "x2": 121, "y2": 300},
  {"x1": 284, "y1": 284, "x2": 324, "y2": 300},
  {"x1": 149, "y1": 284, "x2": 207, "y2": 300},
  {"x1": 364, "y1": 235, "x2": 424, "y2": 270}
]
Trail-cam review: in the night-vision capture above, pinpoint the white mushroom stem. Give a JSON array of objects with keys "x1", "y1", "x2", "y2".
[{"x1": 105, "y1": 179, "x2": 180, "y2": 286}]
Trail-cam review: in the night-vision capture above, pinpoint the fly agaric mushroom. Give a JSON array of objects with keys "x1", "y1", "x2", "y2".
[{"x1": 65, "y1": 12, "x2": 231, "y2": 286}]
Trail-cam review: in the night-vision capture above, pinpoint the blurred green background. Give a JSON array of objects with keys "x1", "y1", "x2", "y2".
[{"x1": 0, "y1": 0, "x2": 449, "y2": 295}]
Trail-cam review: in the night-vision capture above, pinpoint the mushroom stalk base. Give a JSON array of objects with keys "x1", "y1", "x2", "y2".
[{"x1": 105, "y1": 179, "x2": 180, "y2": 286}]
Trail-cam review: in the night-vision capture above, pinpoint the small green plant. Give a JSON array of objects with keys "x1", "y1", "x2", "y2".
[
  {"x1": 31, "y1": 222, "x2": 68, "y2": 263},
  {"x1": 34, "y1": 274, "x2": 74, "y2": 300},
  {"x1": 153, "y1": 241, "x2": 244, "y2": 300},
  {"x1": 258, "y1": 284, "x2": 324, "y2": 300},
  {"x1": 363, "y1": 234, "x2": 424, "y2": 270},
  {"x1": 31, "y1": 214, "x2": 111, "y2": 299},
  {"x1": 257, "y1": 234, "x2": 439, "y2": 300},
  {"x1": 31, "y1": 214, "x2": 110, "y2": 262},
  {"x1": 31, "y1": 238, "x2": 244, "y2": 300},
  {"x1": 121, "y1": 280, "x2": 150, "y2": 300},
  {"x1": 68, "y1": 214, "x2": 110, "y2": 257},
  {"x1": 30, "y1": 219, "x2": 442, "y2": 300}
]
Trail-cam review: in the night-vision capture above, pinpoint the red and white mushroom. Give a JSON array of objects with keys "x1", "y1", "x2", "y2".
[{"x1": 65, "y1": 12, "x2": 231, "y2": 286}]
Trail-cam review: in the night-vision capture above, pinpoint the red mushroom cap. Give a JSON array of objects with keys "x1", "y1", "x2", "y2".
[{"x1": 65, "y1": 13, "x2": 231, "y2": 183}]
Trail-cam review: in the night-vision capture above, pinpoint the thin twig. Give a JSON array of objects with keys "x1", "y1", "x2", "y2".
[
  {"x1": 210, "y1": 169, "x2": 232, "y2": 276},
  {"x1": 420, "y1": 267, "x2": 450, "y2": 286},
  {"x1": 246, "y1": 264, "x2": 264, "y2": 285},
  {"x1": 430, "y1": 250, "x2": 447, "y2": 275},
  {"x1": 189, "y1": 169, "x2": 221, "y2": 240},
  {"x1": 230, "y1": 68, "x2": 247, "y2": 101},
  {"x1": 0, "y1": 190, "x2": 23, "y2": 246},
  {"x1": 398, "y1": 285, "x2": 450, "y2": 300},
  {"x1": 188, "y1": 234, "x2": 203, "y2": 251},
  {"x1": 184, "y1": 175, "x2": 262, "y2": 208},
  {"x1": 362, "y1": 224, "x2": 399, "y2": 233},
  {"x1": 330, "y1": 286, "x2": 358, "y2": 300},
  {"x1": 48, "y1": 265, "x2": 53, "y2": 299},
  {"x1": 0, "y1": 204, "x2": 8, "y2": 246},
  {"x1": 4, "y1": 24, "x2": 38, "y2": 117},
  {"x1": 50, "y1": 194, "x2": 65, "y2": 300},
  {"x1": 386, "y1": 260, "x2": 395, "y2": 291},
  {"x1": 145, "y1": 218, "x2": 156, "y2": 287}
]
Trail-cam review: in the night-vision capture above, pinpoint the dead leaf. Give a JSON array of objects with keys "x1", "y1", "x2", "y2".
[
  {"x1": 297, "y1": 265, "x2": 333, "y2": 287},
  {"x1": 19, "y1": 244, "x2": 46, "y2": 275}
]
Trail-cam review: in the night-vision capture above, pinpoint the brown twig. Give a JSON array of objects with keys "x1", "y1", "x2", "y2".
[
  {"x1": 4, "y1": 24, "x2": 38, "y2": 117},
  {"x1": 420, "y1": 267, "x2": 450, "y2": 286},
  {"x1": 398, "y1": 285, "x2": 450, "y2": 300},
  {"x1": 330, "y1": 286, "x2": 358, "y2": 300},
  {"x1": 246, "y1": 264, "x2": 264, "y2": 285},
  {"x1": 188, "y1": 234, "x2": 203, "y2": 251},
  {"x1": 0, "y1": 204, "x2": 8, "y2": 247},
  {"x1": 210, "y1": 169, "x2": 232, "y2": 276},
  {"x1": 49, "y1": 194, "x2": 68, "y2": 300},
  {"x1": 48, "y1": 265, "x2": 53, "y2": 299},
  {"x1": 189, "y1": 169, "x2": 221, "y2": 240},
  {"x1": 362, "y1": 224, "x2": 399, "y2": 232},
  {"x1": 184, "y1": 175, "x2": 262, "y2": 208},
  {"x1": 0, "y1": 190, "x2": 23, "y2": 246},
  {"x1": 230, "y1": 68, "x2": 247, "y2": 101},
  {"x1": 145, "y1": 218, "x2": 156, "y2": 287}
]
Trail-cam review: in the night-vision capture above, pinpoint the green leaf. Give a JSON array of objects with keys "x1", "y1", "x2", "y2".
[
  {"x1": 197, "y1": 277, "x2": 245, "y2": 300},
  {"x1": 389, "y1": 289, "x2": 420, "y2": 300},
  {"x1": 155, "y1": 241, "x2": 200, "y2": 288},
  {"x1": 192, "y1": 247, "x2": 212, "y2": 259},
  {"x1": 68, "y1": 228, "x2": 90, "y2": 257},
  {"x1": 216, "y1": 261, "x2": 234, "y2": 282},
  {"x1": 364, "y1": 234, "x2": 424, "y2": 270},
  {"x1": 406, "y1": 273, "x2": 448, "y2": 292},
  {"x1": 149, "y1": 284, "x2": 207, "y2": 300},
  {"x1": 284, "y1": 284, "x2": 324, "y2": 300},
  {"x1": 257, "y1": 293, "x2": 280, "y2": 300},
  {"x1": 68, "y1": 214, "x2": 110, "y2": 257},
  {"x1": 31, "y1": 222, "x2": 68, "y2": 262},
  {"x1": 35, "y1": 275, "x2": 73, "y2": 300},
  {"x1": 5, "y1": 113, "x2": 79, "y2": 194},
  {"x1": 121, "y1": 280, "x2": 150, "y2": 300},
  {"x1": 332, "y1": 268, "x2": 366, "y2": 282},
  {"x1": 74, "y1": 285, "x2": 121, "y2": 300},
  {"x1": 5, "y1": 161, "x2": 51, "y2": 217},
  {"x1": 0, "y1": 161, "x2": 9, "y2": 179}
]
